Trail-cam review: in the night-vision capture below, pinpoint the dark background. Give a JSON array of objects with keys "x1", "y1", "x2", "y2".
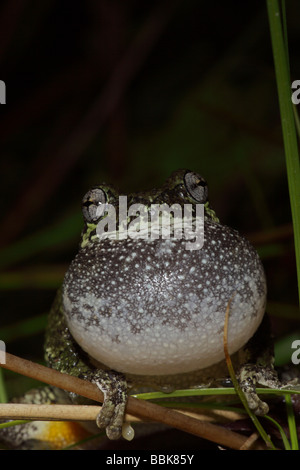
[{"x1": 0, "y1": 0, "x2": 299, "y2": 449}]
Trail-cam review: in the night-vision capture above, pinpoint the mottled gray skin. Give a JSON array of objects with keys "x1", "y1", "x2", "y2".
[
  {"x1": 1, "y1": 169, "x2": 281, "y2": 449},
  {"x1": 44, "y1": 169, "x2": 279, "y2": 441}
]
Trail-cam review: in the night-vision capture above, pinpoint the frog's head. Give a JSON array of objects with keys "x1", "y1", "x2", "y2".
[
  {"x1": 123, "y1": 169, "x2": 208, "y2": 206},
  {"x1": 79, "y1": 170, "x2": 219, "y2": 248},
  {"x1": 63, "y1": 169, "x2": 266, "y2": 377}
]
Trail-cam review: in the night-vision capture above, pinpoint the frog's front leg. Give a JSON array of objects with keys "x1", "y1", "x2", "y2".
[
  {"x1": 236, "y1": 314, "x2": 280, "y2": 415},
  {"x1": 83, "y1": 369, "x2": 128, "y2": 440},
  {"x1": 237, "y1": 363, "x2": 280, "y2": 415}
]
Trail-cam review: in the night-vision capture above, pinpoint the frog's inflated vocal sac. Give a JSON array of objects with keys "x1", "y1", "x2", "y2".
[{"x1": 2, "y1": 169, "x2": 282, "y2": 448}]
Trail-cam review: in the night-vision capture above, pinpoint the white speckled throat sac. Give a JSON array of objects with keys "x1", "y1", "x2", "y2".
[{"x1": 62, "y1": 218, "x2": 267, "y2": 376}]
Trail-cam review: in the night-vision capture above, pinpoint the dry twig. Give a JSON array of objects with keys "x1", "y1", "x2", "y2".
[{"x1": 1, "y1": 352, "x2": 265, "y2": 450}]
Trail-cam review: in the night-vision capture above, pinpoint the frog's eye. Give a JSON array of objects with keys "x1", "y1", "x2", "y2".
[
  {"x1": 82, "y1": 188, "x2": 107, "y2": 223},
  {"x1": 184, "y1": 172, "x2": 208, "y2": 203}
]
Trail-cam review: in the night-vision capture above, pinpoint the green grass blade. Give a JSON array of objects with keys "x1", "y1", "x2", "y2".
[
  {"x1": 133, "y1": 386, "x2": 300, "y2": 401},
  {"x1": 264, "y1": 414, "x2": 291, "y2": 450},
  {"x1": 0, "y1": 369, "x2": 7, "y2": 404},
  {"x1": 0, "y1": 212, "x2": 81, "y2": 270},
  {"x1": 0, "y1": 314, "x2": 47, "y2": 343},
  {"x1": 284, "y1": 393, "x2": 299, "y2": 450},
  {"x1": 0, "y1": 420, "x2": 30, "y2": 429},
  {"x1": 266, "y1": 0, "x2": 300, "y2": 306}
]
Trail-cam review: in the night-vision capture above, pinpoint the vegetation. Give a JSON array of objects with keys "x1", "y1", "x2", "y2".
[{"x1": 0, "y1": 0, "x2": 299, "y2": 450}]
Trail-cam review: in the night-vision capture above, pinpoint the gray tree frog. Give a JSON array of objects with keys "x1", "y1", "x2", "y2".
[{"x1": 1, "y1": 169, "x2": 281, "y2": 449}]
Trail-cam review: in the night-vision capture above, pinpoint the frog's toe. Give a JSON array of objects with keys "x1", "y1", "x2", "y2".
[
  {"x1": 93, "y1": 370, "x2": 128, "y2": 440},
  {"x1": 96, "y1": 400, "x2": 126, "y2": 440},
  {"x1": 238, "y1": 363, "x2": 280, "y2": 416},
  {"x1": 241, "y1": 387, "x2": 270, "y2": 416}
]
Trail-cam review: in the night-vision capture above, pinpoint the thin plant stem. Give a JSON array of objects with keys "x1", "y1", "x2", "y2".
[
  {"x1": 264, "y1": 415, "x2": 291, "y2": 450},
  {"x1": 284, "y1": 393, "x2": 299, "y2": 450},
  {"x1": 223, "y1": 298, "x2": 276, "y2": 449},
  {"x1": 266, "y1": 0, "x2": 300, "y2": 305},
  {"x1": 0, "y1": 369, "x2": 7, "y2": 404}
]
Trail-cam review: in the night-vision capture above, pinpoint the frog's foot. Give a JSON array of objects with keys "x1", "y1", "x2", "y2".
[
  {"x1": 237, "y1": 364, "x2": 281, "y2": 416},
  {"x1": 92, "y1": 370, "x2": 128, "y2": 440}
]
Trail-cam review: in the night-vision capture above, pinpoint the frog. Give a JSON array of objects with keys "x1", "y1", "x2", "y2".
[{"x1": 1, "y1": 169, "x2": 282, "y2": 449}]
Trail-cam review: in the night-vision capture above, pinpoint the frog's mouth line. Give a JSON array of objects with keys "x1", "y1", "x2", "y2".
[{"x1": 93, "y1": 197, "x2": 205, "y2": 251}]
